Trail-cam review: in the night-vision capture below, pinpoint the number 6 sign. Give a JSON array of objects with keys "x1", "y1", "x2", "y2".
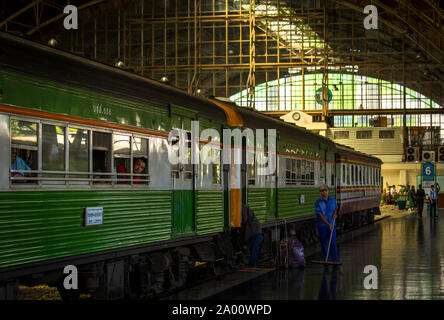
[{"x1": 423, "y1": 162, "x2": 435, "y2": 181}]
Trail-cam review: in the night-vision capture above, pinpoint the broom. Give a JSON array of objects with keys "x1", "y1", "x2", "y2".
[{"x1": 311, "y1": 220, "x2": 342, "y2": 266}]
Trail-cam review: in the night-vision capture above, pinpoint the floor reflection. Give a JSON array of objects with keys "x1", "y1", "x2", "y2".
[{"x1": 208, "y1": 212, "x2": 444, "y2": 300}]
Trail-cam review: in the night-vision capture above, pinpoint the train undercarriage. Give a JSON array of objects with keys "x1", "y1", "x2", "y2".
[{"x1": 0, "y1": 207, "x2": 379, "y2": 300}]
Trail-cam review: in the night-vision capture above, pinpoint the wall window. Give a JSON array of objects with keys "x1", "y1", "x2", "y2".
[
  {"x1": 334, "y1": 131, "x2": 349, "y2": 139},
  {"x1": 357, "y1": 130, "x2": 372, "y2": 139},
  {"x1": 379, "y1": 130, "x2": 394, "y2": 139}
]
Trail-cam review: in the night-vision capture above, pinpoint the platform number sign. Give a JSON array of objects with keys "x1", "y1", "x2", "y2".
[{"x1": 422, "y1": 162, "x2": 435, "y2": 181}]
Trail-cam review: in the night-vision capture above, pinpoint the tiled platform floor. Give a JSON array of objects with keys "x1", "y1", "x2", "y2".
[{"x1": 209, "y1": 210, "x2": 444, "y2": 300}]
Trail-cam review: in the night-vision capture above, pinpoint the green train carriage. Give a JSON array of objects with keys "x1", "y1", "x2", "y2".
[{"x1": 0, "y1": 32, "x2": 374, "y2": 299}]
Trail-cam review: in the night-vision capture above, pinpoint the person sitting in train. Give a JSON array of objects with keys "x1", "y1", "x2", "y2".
[
  {"x1": 11, "y1": 148, "x2": 31, "y2": 177},
  {"x1": 116, "y1": 158, "x2": 147, "y2": 184}
]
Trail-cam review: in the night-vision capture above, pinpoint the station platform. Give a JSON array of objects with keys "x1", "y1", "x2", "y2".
[{"x1": 208, "y1": 210, "x2": 444, "y2": 300}]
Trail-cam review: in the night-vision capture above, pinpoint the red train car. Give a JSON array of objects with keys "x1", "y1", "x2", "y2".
[{"x1": 335, "y1": 144, "x2": 382, "y2": 230}]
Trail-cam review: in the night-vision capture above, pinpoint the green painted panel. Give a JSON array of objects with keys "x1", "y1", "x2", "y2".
[
  {"x1": 1, "y1": 70, "x2": 171, "y2": 132},
  {"x1": 247, "y1": 188, "x2": 267, "y2": 223},
  {"x1": 278, "y1": 187, "x2": 335, "y2": 219},
  {"x1": 195, "y1": 190, "x2": 224, "y2": 235},
  {"x1": 266, "y1": 188, "x2": 277, "y2": 220},
  {"x1": 172, "y1": 190, "x2": 195, "y2": 237},
  {"x1": 0, "y1": 190, "x2": 172, "y2": 269}
]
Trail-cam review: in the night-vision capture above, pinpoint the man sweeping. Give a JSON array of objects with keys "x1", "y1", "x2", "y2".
[{"x1": 314, "y1": 184, "x2": 339, "y2": 263}]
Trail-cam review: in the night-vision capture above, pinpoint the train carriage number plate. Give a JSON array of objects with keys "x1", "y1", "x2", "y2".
[{"x1": 84, "y1": 207, "x2": 104, "y2": 227}]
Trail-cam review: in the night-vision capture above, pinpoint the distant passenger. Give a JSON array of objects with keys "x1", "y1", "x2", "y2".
[
  {"x1": 409, "y1": 186, "x2": 416, "y2": 210},
  {"x1": 315, "y1": 184, "x2": 339, "y2": 263},
  {"x1": 11, "y1": 148, "x2": 31, "y2": 177},
  {"x1": 116, "y1": 158, "x2": 147, "y2": 183},
  {"x1": 416, "y1": 184, "x2": 425, "y2": 218},
  {"x1": 429, "y1": 185, "x2": 438, "y2": 218}
]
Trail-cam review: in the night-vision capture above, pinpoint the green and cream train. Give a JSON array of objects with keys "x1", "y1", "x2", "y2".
[{"x1": 0, "y1": 32, "x2": 381, "y2": 299}]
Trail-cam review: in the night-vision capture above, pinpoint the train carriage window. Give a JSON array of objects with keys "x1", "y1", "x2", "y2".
[
  {"x1": 114, "y1": 134, "x2": 131, "y2": 184},
  {"x1": 342, "y1": 164, "x2": 345, "y2": 184},
  {"x1": 93, "y1": 131, "x2": 112, "y2": 183},
  {"x1": 296, "y1": 159, "x2": 301, "y2": 182},
  {"x1": 301, "y1": 160, "x2": 306, "y2": 184},
  {"x1": 42, "y1": 124, "x2": 65, "y2": 181},
  {"x1": 212, "y1": 152, "x2": 221, "y2": 185},
  {"x1": 133, "y1": 137, "x2": 149, "y2": 185},
  {"x1": 10, "y1": 119, "x2": 38, "y2": 183},
  {"x1": 347, "y1": 164, "x2": 350, "y2": 185},
  {"x1": 68, "y1": 127, "x2": 89, "y2": 180},
  {"x1": 363, "y1": 166, "x2": 366, "y2": 185},
  {"x1": 285, "y1": 158, "x2": 295, "y2": 185},
  {"x1": 351, "y1": 165, "x2": 354, "y2": 185},
  {"x1": 285, "y1": 158, "x2": 291, "y2": 182},
  {"x1": 320, "y1": 160, "x2": 325, "y2": 184},
  {"x1": 247, "y1": 149, "x2": 255, "y2": 186},
  {"x1": 184, "y1": 132, "x2": 193, "y2": 180},
  {"x1": 310, "y1": 161, "x2": 314, "y2": 183},
  {"x1": 356, "y1": 166, "x2": 359, "y2": 185},
  {"x1": 359, "y1": 166, "x2": 362, "y2": 185}
]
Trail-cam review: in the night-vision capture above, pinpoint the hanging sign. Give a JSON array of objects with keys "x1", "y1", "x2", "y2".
[{"x1": 422, "y1": 162, "x2": 435, "y2": 181}]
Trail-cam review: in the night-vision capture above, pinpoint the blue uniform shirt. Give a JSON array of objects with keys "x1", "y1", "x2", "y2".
[
  {"x1": 429, "y1": 190, "x2": 437, "y2": 201},
  {"x1": 315, "y1": 196, "x2": 338, "y2": 227}
]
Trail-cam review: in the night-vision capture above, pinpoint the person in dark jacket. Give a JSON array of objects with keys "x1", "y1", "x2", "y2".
[
  {"x1": 241, "y1": 204, "x2": 262, "y2": 266},
  {"x1": 416, "y1": 184, "x2": 425, "y2": 217}
]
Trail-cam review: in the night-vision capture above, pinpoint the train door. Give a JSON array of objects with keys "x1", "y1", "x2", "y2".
[
  {"x1": 223, "y1": 163, "x2": 230, "y2": 230},
  {"x1": 170, "y1": 105, "x2": 197, "y2": 237}
]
